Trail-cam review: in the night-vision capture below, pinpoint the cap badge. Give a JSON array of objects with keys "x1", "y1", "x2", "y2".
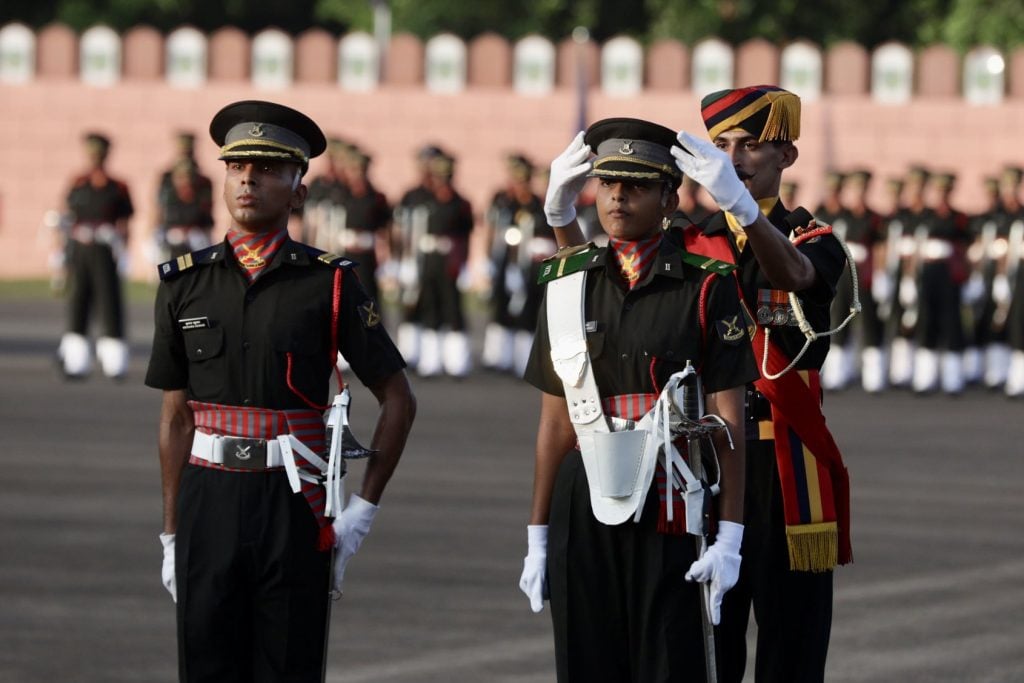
[
  {"x1": 249, "y1": 123, "x2": 265, "y2": 138},
  {"x1": 618, "y1": 141, "x2": 635, "y2": 155}
]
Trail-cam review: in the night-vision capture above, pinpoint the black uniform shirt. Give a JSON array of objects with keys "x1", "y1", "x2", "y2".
[
  {"x1": 426, "y1": 192, "x2": 474, "y2": 237},
  {"x1": 67, "y1": 176, "x2": 134, "y2": 224},
  {"x1": 145, "y1": 239, "x2": 405, "y2": 409},
  {"x1": 158, "y1": 174, "x2": 214, "y2": 228},
  {"x1": 524, "y1": 240, "x2": 759, "y2": 398},
  {"x1": 343, "y1": 184, "x2": 391, "y2": 233},
  {"x1": 672, "y1": 201, "x2": 847, "y2": 371}
]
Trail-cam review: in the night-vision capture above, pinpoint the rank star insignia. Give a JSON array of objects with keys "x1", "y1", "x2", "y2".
[
  {"x1": 249, "y1": 123, "x2": 265, "y2": 137},
  {"x1": 618, "y1": 140, "x2": 635, "y2": 155},
  {"x1": 360, "y1": 300, "x2": 381, "y2": 328},
  {"x1": 716, "y1": 315, "x2": 747, "y2": 343}
]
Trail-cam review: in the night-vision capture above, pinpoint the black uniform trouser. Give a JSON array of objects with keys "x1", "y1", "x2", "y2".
[
  {"x1": 413, "y1": 254, "x2": 465, "y2": 331},
  {"x1": 1009, "y1": 270, "x2": 1024, "y2": 351},
  {"x1": 66, "y1": 240, "x2": 124, "y2": 338},
  {"x1": 716, "y1": 437, "x2": 833, "y2": 683},
  {"x1": 915, "y1": 262, "x2": 965, "y2": 351},
  {"x1": 548, "y1": 450, "x2": 705, "y2": 683},
  {"x1": 175, "y1": 465, "x2": 331, "y2": 683}
]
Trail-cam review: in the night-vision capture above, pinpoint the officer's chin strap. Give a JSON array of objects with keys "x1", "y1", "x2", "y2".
[{"x1": 762, "y1": 225, "x2": 862, "y2": 380}]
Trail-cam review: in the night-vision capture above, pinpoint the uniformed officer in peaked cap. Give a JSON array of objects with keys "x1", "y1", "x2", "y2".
[
  {"x1": 546, "y1": 87, "x2": 854, "y2": 683},
  {"x1": 520, "y1": 117, "x2": 756, "y2": 681},
  {"x1": 146, "y1": 100, "x2": 415, "y2": 683}
]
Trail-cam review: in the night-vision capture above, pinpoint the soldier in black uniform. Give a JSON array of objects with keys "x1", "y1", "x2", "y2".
[
  {"x1": 393, "y1": 144, "x2": 443, "y2": 367},
  {"x1": 57, "y1": 132, "x2": 134, "y2": 379},
  {"x1": 482, "y1": 153, "x2": 551, "y2": 375},
  {"x1": 671, "y1": 86, "x2": 851, "y2": 683},
  {"x1": 154, "y1": 132, "x2": 214, "y2": 261},
  {"x1": 963, "y1": 174, "x2": 1003, "y2": 385},
  {"x1": 999, "y1": 166, "x2": 1024, "y2": 397},
  {"x1": 303, "y1": 137, "x2": 351, "y2": 248},
  {"x1": 910, "y1": 171, "x2": 971, "y2": 394},
  {"x1": 842, "y1": 170, "x2": 888, "y2": 392},
  {"x1": 887, "y1": 166, "x2": 930, "y2": 388},
  {"x1": 145, "y1": 101, "x2": 415, "y2": 683},
  {"x1": 337, "y1": 145, "x2": 391, "y2": 301},
  {"x1": 405, "y1": 152, "x2": 475, "y2": 377},
  {"x1": 519, "y1": 118, "x2": 755, "y2": 682}
]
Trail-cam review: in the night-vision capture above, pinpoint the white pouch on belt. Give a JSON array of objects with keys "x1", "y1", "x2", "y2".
[{"x1": 546, "y1": 270, "x2": 659, "y2": 525}]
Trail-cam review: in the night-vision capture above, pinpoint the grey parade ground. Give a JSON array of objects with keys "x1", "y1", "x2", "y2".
[{"x1": 1, "y1": 291, "x2": 1023, "y2": 682}]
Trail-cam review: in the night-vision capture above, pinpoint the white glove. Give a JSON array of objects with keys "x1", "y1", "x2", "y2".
[
  {"x1": 898, "y1": 276, "x2": 917, "y2": 307},
  {"x1": 871, "y1": 271, "x2": 891, "y2": 304},
  {"x1": 518, "y1": 524, "x2": 548, "y2": 613},
  {"x1": 159, "y1": 532, "x2": 176, "y2": 603},
  {"x1": 544, "y1": 132, "x2": 592, "y2": 227},
  {"x1": 961, "y1": 272, "x2": 985, "y2": 305},
  {"x1": 671, "y1": 131, "x2": 760, "y2": 226},
  {"x1": 685, "y1": 520, "x2": 743, "y2": 626},
  {"x1": 993, "y1": 273, "x2": 1011, "y2": 304},
  {"x1": 331, "y1": 494, "x2": 379, "y2": 596}
]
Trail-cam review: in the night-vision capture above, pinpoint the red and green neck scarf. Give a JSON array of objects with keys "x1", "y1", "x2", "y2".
[
  {"x1": 608, "y1": 234, "x2": 662, "y2": 289},
  {"x1": 228, "y1": 228, "x2": 287, "y2": 283}
]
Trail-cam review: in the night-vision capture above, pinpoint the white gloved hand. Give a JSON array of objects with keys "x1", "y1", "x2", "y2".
[
  {"x1": 159, "y1": 532, "x2": 176, "y2": 603},
  {"x1": 898, "y1": 276, "x2": 918, "y2": 307},
  {"x1": 871, "y1": 271, "x2": 892, "y2": 304},
  {"x1": 671, "y1": 131, "x2": 760, "y2": 226},
  {"x1": 331, "y1": 494, "x2": 379, "y2": 596},
  {"x1": 993, "y1": 273, "x2": 1011, "y2": 304},
  {"x1": 544, "y1": 132, "x2": 592, "y2": 227},
  {"x1": 518, "y1": 524, "x2": 548, "y2": 613},
  {"x1": 961, "y1": 272, "x2": 985, "y2": 305},
  {"x1": 685, "y1": 520, "x2": 743, "y2": 626}
]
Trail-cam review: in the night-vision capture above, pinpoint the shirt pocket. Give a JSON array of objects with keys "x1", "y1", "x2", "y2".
[
  {"x1": 184, "y1": 328, "x2": 226, "y2": 400},
  {"x1": 184, "y1": 328, "x2": 225, "y2": 362}
]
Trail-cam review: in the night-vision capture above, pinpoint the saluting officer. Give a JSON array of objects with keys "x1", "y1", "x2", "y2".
[
  {"x1": 482, "y1": 153, "x2": 551, "y2": 375},
  {"x1": 57, "y1": 132, "x2": 134, "y2": 380},
  {"x1": 520, "y1": 118, "x2": 755, "y2": 681},
  {"x1": 145, "y1": 100, "x2": 415, "y2": 683},
  {"x1": 671, "y1": 86, "x2": 851, "y2": 683}
]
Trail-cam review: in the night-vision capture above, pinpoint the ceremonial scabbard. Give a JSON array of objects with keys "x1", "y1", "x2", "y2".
[{"x1": 681, "y1": 364, "x2": 718, "y2": 683}]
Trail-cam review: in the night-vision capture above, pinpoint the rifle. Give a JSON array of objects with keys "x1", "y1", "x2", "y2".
[{"x1": 878, "y1": 218, "x2": 903, "y2": 323}]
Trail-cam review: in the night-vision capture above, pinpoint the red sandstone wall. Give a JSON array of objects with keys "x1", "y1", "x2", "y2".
[{"x1": 1, "y1": 81, "x2": 1022, "y2": 281}]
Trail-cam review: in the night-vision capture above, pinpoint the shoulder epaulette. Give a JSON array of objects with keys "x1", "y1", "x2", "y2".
[
  {"x1": 679, "y1": 250, "x2": 737, "y2": 276},
  {"x1": 537, "y1": 243, "x2": 604, "y2": 284},
  {"x1": 157, "y1": 244, "x2": 223, "y2": 281},
  {"x1": 301, "y1": 244, "x2": 357, "y2": 269}
]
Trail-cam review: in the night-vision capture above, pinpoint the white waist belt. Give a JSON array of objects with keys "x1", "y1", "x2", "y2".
[
  {"x1": 922, "y1": 239, "x2": 954, "y2": 260},
  {"x1": 191, "y1": 430, "x2": 328, "y2": 494},
  {"x1": 339, "y1": 230, "x2": 376, "y2": 251},
  {"x1": 192, "y1": 430, "x2": 284, "y2": 467}
]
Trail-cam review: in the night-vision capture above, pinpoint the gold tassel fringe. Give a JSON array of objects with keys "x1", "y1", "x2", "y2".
[
  {"x1": 786, "y1": 522, "x2": 837, "y2": 572},
  {"x1": 760, "y1": 91, "x2": 801, "y2": 142}
]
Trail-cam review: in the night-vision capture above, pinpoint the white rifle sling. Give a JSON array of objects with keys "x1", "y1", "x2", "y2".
[{"x1": 546, "y1": 270, "x2": 659, "y2": 525}]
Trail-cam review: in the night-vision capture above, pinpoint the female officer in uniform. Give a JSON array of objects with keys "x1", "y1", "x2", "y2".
[{"x1": 518, "y1": 118, "x2": 757, "y2": 682}]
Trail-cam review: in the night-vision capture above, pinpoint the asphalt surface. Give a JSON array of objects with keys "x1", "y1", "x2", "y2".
[{"x1": 1, "y1": 292, "x2": 1022, "y2": 682}]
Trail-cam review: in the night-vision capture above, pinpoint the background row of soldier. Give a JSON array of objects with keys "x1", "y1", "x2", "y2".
[
  {"x1": 806, "y1": 164, "x2": 1024, "y2": 398},
  {"x1": 52, "y1": 131, "x2": 1024, "y2": 398}
]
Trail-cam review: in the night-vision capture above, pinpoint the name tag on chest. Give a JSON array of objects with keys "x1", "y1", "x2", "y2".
[{"x1": 179, "y1": 316, "x2": 210, "y2": 331}]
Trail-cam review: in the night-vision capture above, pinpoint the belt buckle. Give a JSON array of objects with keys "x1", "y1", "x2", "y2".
[{"x1": 221, "y1": 437, "x2": 267, "y2": 469}]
